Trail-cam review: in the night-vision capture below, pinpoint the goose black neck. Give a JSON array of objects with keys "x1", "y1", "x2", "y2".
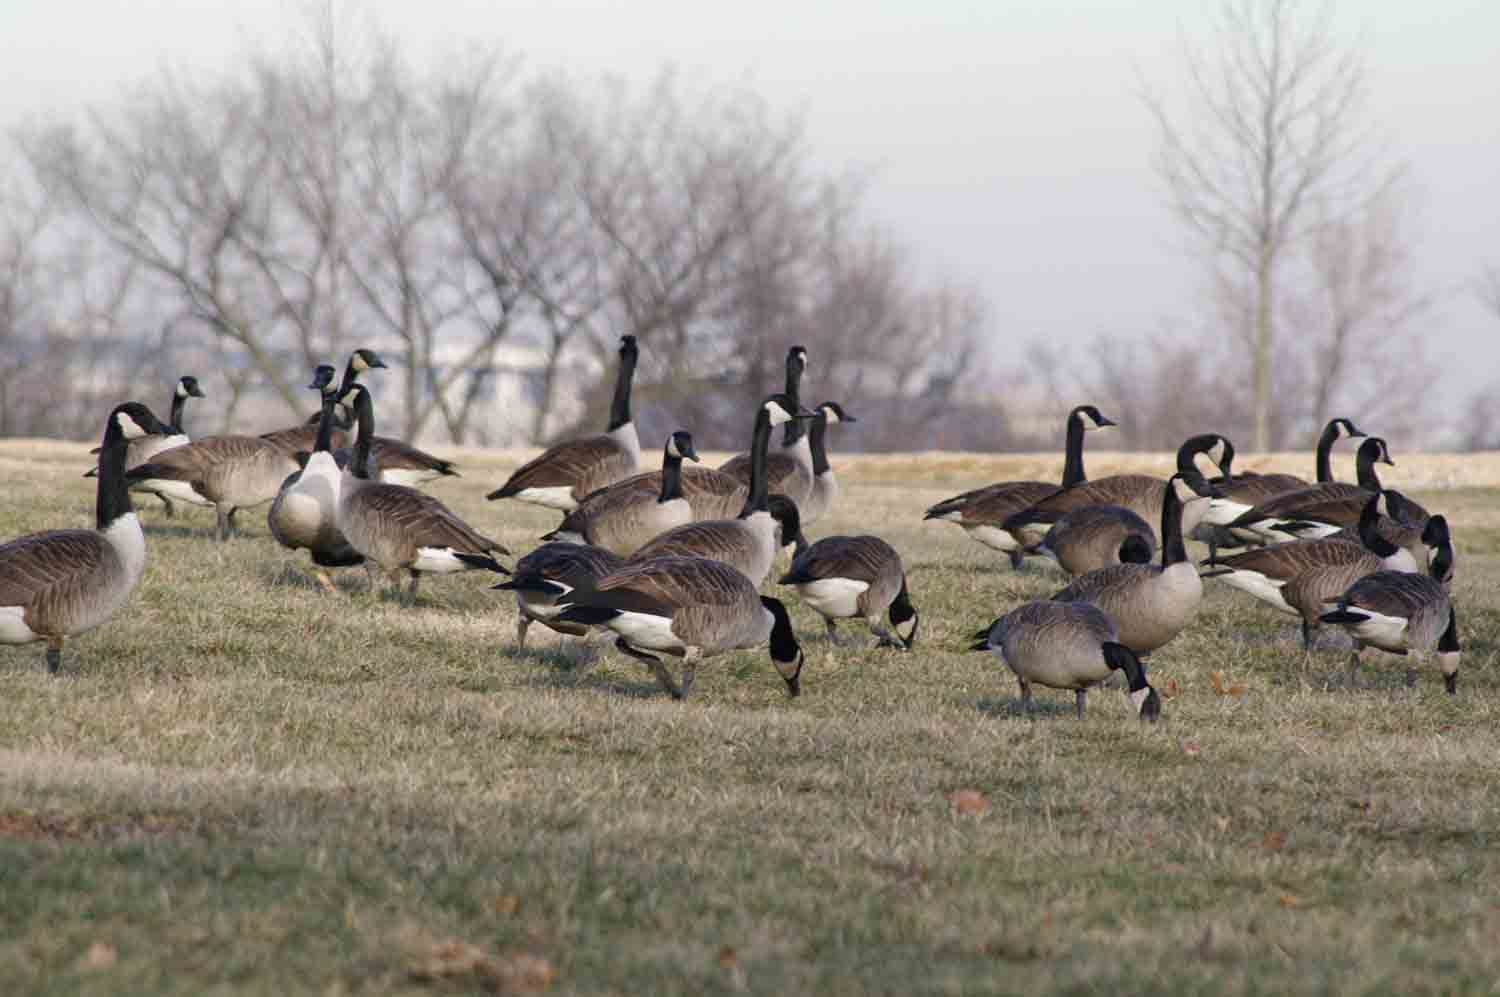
[
  {"x1": 1160, "y1": 481, "x2": 1187, "y2": 567},
  {"x1": 608, "y1": 344, "x2": 637, "y2": 432},
  {"x1": 1430, "y1": 542, "x2": 1453, "y2": 585},
  {"x1": 314, "y1": 392, "x2": 339, "y2": 454},
  {"x1": 1355, "y1": 446, "x2": 1382, "y2": 491},
  {"x1": 1439, "y1": 607, "x2": 1459, "y2": 652},
  {"x1": 1315, "y1": 423, "x2": 1340, "y2": 483},
  {"x1": 761, "y1": 596, "x2": 799, "y2": 662},
  {"x1": 351, "y1": 391, "x2": 376, "y2": 480},
  {"x1": 1356, "y1": 499, "x2": 1399, "y2": 558},
  {"x1": 96, "y1": 426, "x2": 135, "y2": 529},
  {"x1": 810, "y1": 411, "x2": 831, "y2": 475},
  {"x1": 782, "y1": 356, "x2": 805, "y2": 448},
  {"x1": 168, "y1": 391, "x2": 188, "y2": 434},
  {"x1": 1061, "y1": 410, "x2": 1088, "y2": 487},
  {"x1": 738, "y1": 411, "x2": 773, "y2": 517},
  {"x1": 658, "y1": 448, "x2": 684, "y2": 503}
]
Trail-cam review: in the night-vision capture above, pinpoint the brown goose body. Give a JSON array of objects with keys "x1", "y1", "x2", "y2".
[
  {"x1": 778, "y1": 535, "x2": 918, "y2": 649},
  {"x1": 1321, "y1": 567, "x2": 1460, "y2": 692},
  {"x1": 127, "y1": 435, "x2": 300, "y2": 540},
  {"x1": 495, "y1": 542, "x2": 625, "y2": 646},
  {"x1": 1228, "y1": 437, "x2": 1395, "y2": 540},
  {"x1": 1029, "y1": 504, "x2": 1156, "y2": 577},
  {"x1": 716, "y1": 449, "x2": 812, "y2": 511}
]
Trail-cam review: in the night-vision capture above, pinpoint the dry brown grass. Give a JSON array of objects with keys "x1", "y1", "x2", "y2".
[{"x1": 1, "y1": 440, "x2": 1498, "y2": 994}]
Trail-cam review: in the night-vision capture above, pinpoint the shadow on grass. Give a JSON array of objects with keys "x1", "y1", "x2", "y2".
[{"x1": 972, "y1": 695, "x2": 1075, "y2": 719}]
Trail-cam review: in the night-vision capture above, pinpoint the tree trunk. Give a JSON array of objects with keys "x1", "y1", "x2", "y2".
[{"x1": 1253, "y1": 250, "x2": 1274, "y2": 451}]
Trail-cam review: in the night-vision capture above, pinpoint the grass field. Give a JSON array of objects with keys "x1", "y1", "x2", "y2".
[{"x1": 3, "y1": 440, "x2": 1499, "y2": 994}]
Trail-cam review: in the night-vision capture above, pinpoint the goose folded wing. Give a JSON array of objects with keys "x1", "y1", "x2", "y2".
[
  {"x1": 355, "y1": 484, "x2": 506, "y2": 554},
  {"x1": 494, "y1": 436, "x2": 621, "y2": 495},
  {"x1": 0, "y1": 531, "x2": 108, "y2": 606},
  {"x1": 370, "y1": 438, "x2": 458, "y2": 476}
]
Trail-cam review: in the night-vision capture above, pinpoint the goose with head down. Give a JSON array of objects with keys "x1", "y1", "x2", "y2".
[
  {"x1": 553, "y1": 554, "x2": 805, "y2": 701},
  {"x1": 492, "y1": 541, "x2": 625, "y2": 650},
  {"x1": 778, "y1": 535, "x2": 918, "y2": 650}
]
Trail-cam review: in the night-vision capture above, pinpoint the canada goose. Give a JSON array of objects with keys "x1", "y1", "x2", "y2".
[
  {"x1": 1002, "y1": 434, "x2": 1233, "y2": 543},
  {"x1": 487, "y1": 336, "x2": 641, "y2": 511},
  {"x1": 267, "y1": 366, "x2": 365, "y2": 592},
  {"x1": 126, "y1": 418, "x2": 305, "y2": 542},
  {"x1": 777, "y1": 535, "x2": 918, "y2": 649},
  {"x1": 334, "y1": 385, "x2": 508, "y2": 601},
  {"x1": 713, "y1": 347, "x2": 814, "y2": 509},
  {"x1": 1025, "y1": 505, "x2": 1157, "y2": 577},
  {"x1": 553, "y1": 554, "x2": 805, "y2": 700},
  {"x1": 1422, "y1": 515, "x2": 1455, "y2": 588},
  {"x1": 1226, "y1": 437, "x2": 1396, "y2": 542},
  {"x1": 491, "y1": 541, "x2": 624, "y2": 649},
  {"x1": 541, "y1": 431, "x2": 702, "y2": 556},
  {"x1": 1050, "y1": 472, "x2": 1204, "y2": 654},
  {"x1": 923, "y1": 404, "x2": 1113, "y2": 568},
  {"x1": 970, "y1": 601, "x2": 1160, "y2": 721},
  {"x1": 801, "y1": 402, "x2": 856, "y2": 525},
  {"x1": 623, "y1": 396, "x2": 817, "y2": 585},
  {"x1": 260, "y1": 348, "x2": 386, "y2": 454},
  {"x1": 1, "y1": 402, "x2": 170, "y2": 673},
  {"x1": 85, "y1": 375, "x2": 207, "y2": 518},
  {"x1": 1202, "y1": 490, "x2": 1420, "y2": 649},
  {"x1": 1319, "y1": 529, "x2": 1460, "y2": 692}
]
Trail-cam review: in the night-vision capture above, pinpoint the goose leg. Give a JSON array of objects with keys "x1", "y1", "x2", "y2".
[
  {"x1": 1018, "y1": 679, "x2": 1033, "y2": 715},
  {"x1": 45, "y1": 637, "x2": 63, "y2": 675},
  {"x1": 516, "y1": 615, "x2": 531, "y2": 649},
  {"x1": 613, "y1": 637, "x2": 683, "y2": 699},
  {"x1": 1301, "y1": 620, "x2": 1316, "y2": 652},
  {"x1": 363, "y1": 562, "x2": 380, "y2": 592},
  {"x1": 406, "y1": 571, "x2": 421, "y2": 604},
  {"x1": 159, "y1": 495, "x2": 176, "y2": 519},
  {"x1": 1346, "y1": 646, "x2": 1364, "y2": 690},
  {"x1": 1007, "y1": 548, "x2": 1025, "y2": 571},
  {"x1": 824, "y1": 619, "x2": 844, "y2": 646},
  {"x1": 216, "y1": 506, "x2": 231, "y2": 542},
  {"x1": 870, "y1": 620, "x2": 905, "y2": 650},
  {"x1": 1075, "y1": 689, "x2": 1087, "y2": 720}
]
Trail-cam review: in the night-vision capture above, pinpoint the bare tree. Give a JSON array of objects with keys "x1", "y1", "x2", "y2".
[{"x1": 1144, "y1": 0, "x2": 1394, "y2": 451}]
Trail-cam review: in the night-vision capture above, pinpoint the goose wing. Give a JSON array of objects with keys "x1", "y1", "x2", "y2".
[
  {"x1": 1204, "y1": 536, "x2": 1368, "y2": 582},
  {"x1": 351, "y1": 483, "x2": 506, "y2": 554},
  {"x1": 0, "y1": 530, "x2": 109, "y2": 612},
  {"x1": 1050, "y1": 562, "x2": 1153, "y2": 604},
  {"x1": 924, "y1": 481, "x2": 1057, "y2": 523},
  {"x1": 781, "y1": 535, "x2": 895, "y2": 585},
  {"x1": 1229, "y1": 483, "x2": 1369, "y2": 529},
  {"x1": 1217, "y1": 472, "x2": 1308, "y2": 505},
  {"x1": 369, "y1": 437, "x2": 458, "y2": 477},
  {"x1": 1006, "y1": 475, "x2": 1164, "y2": 528},
  {"x1": 490, "y1": 434, "x2": 627, "y2": 498}
]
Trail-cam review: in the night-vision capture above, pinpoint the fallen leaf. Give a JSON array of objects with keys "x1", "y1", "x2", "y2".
[
  {"x1": 717, "y1": 946, "x2": 738, "y2": 969},
  {"x1": 1214, "y1": 816, "x2": 1230, "y2": 834},
  {"x1": 79, "y1": 942, "x2": 117, "y2": 971},
  {"x1": 1161, "y1": 677, "x2": 1182, "y2": 699},
  {"x1": 948, "y1": 789, "x2": 988, "y2": 815},
  {"x1": 492, "y1": 895, "x2": 520, "y2": 915},
  {"x1": 1209, "y1": 671, "x2": 1247, "y2": 697},
  {"x1": 1278, "y1": 893, "x2": 1302, "y2": 908},
  {"x1": 1180, "y1": 740, "x2": 1202, "y2": 756},
  {"x1": 1261, "y1": 830, "x2": 1287, "y2": 851},
  {"x1": 1209, "y1": 671, "x2": 1227, "y2": 694}
]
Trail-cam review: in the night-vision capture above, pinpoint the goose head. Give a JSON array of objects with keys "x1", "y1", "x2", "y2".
[
  {"x1": 1178, "y1": 433, "x2": 1233, "y2": 475},
  {"x1": 110, "y1": 402, "x2": 171, "y2": 442},
  {"x1": 889, "y1": 588, "x2": 919, "y2": 651},
  {"x1": 1359, "y1": 437, "x2": 1394, "y2": 467},
  {"x1": 1329, "y1": 417, "x2": 1365, "y2": 441},
  {"x1": 1119, "y1": 535, "x2": 1154, "y2": 565},
  {"x1": 787, "y1": 345, "x2": 808, "y2": 378},
  {"x1": 309, "y1": 364, "x2": 339, "y2": 392},
  {"x1": 818, "y1": 401, "x2": 857, "y2": 425},
  {"x1": 618, "y1": 334, "x2": 638, "y2": 360},
  {"x1": 1102, "y1": 641, "x2": 1161, "y2": 723},
  {"x1": 1072, "y1": 405, "x2": 1115, "y2": 431},
  {"x1": 176, "y1": 375, "x2": 206, "y2": 399},
  {"x1": 1439, "y1": 607, "x2": 1461, "y2": 695},
  {"x1": 968, "y1": 619, "x2": 1002, "y2": 652},
  {"x1": 1421, "y1": 514, "x2": 1450, "y2": 548},
  {"x1": 766, "y1": 494, "x2": 806, "y2": 553},
  {"x1": 349, "y1": 348, "x2": 389, "y2": 374},
  {"x1": 762, "y1": 393, "x2": 817, "y2": 427},
  {"x1": 665, "y1": 430, "x2": 700, "y2": 463},
  {"x1": 761, "y1": 596, "x2": 804, "y2": 697}
]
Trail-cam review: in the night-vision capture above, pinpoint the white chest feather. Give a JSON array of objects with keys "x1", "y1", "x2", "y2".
[
  {"x1": 796, "y1": 577, "x2": 870, "y2": 620},
  {"x1": 104, "y1": 514, "x2": 148, "y2": 589},
  {"x1": 609, "y1": 422, "x2": 642, "y2": 470}
]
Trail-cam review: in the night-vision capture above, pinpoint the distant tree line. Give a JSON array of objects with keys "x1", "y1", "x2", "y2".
[{"x1": 1, "y1": 10, "x2": 991, "y2": 450}]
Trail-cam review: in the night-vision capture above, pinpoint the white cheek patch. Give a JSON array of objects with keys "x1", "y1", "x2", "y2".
[
  {"x1": 115, "y1": 412, "x2": 147, "y2": 439},
  {"x1": 1209, "y1": 440, "x2": 1227, "y2": 465},
  {"x1": 764, "y1": 402, "x2": 791, "y2": 426}
]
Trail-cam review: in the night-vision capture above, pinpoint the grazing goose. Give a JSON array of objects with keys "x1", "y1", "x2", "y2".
[
  {"x1": 706, "y1": 346, "x2": 814, "y2": 512},
  {"x1": 553, "y1": 554, "x2": 805, "y2": 700},
  {"x1": 542, "y1": 431, "x2": 702, "y2": 556},
  {"x1": 777, "y1": 535, "x2": 918, "y2": 649},
  {"x1": 85, "y1": 375, "x2": 207, "y2": 518},
  {"x1": 1202, "y1": 490, "x2": 1420, "y2": 648},
  {"x1": 334, "y1": 385, "x2": 508, "y2": 600},
  {"x1": 491, "y1": 541, "x2": 625, "y2": 649},
  {"x1": 970, "y1": 601, "x2": 1160, "y2": 721},
  {"x1": 1421, "y1": 515, "x2": 1455, "y2": 588},
  {"x1": 487, "y1": 335, "x2": 641, "y2": 511},
  {"x1": 267, "y1": 366, "x2": 365, "y2": 592},
  {"x1": 923, "y1": 404, "x2": 1113, "y2": 568},
  {"x1": 1026, "y1": 506, "x2": 1157, "y2": 577},
  {"x1": 1050, "y1": 472, "x2": 1204, "y2": 654},
  {"x1": 624, "y1": 395, "x2": 816, "y2": 586},
  {"x1": 260, "y1": 348, "x2": 385, "y2": 454},
  {"x1": 1226, "y1": 437, "x2": 1395, "y2": 542},
  {"x1": 1, "y1": 403, "x2": 169, "y2": 673},
  {"x1": 1002, "y1": 434, "x2": 1232, "y2": 544},
  {"x1": 1319, "y1": 528, "x2": 1460, "y2": 692}
]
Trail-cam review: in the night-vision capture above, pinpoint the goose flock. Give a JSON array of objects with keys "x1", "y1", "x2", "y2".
[{"x1": 0, "y1": 340, "x2": 1462, "y2": 718}]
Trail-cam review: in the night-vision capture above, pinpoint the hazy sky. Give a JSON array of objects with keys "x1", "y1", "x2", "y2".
[{"x1": 4, "y1": 1, "x2": 1498, "y2": 422}]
